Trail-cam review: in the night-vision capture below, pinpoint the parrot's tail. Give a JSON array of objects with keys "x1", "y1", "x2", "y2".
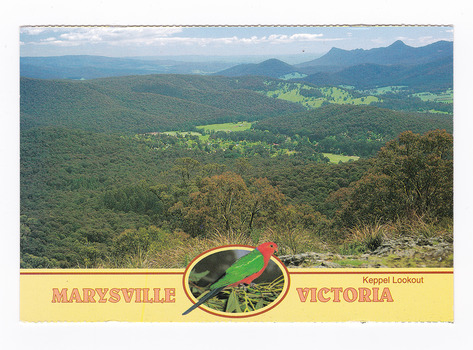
[{"x1": 182, "y1": 286, "x2": 225, "y2": 315}]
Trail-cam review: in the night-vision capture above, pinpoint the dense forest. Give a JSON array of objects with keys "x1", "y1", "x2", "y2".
[
  {"x1": 254, "y1": 104, "x2": 452, "y2": 156},
  {"x1": 20, "y1": 75, "x2": 304, "y2": 133},
  {"x1": 20, "y1": 72, "x2": 453, "y2": 269}
]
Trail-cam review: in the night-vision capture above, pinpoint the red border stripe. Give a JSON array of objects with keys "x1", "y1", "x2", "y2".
[
  {"x1": 289, "y1": 270, "x2": 453, "y2": 274},
  {"x1": 20, "y1": 271, "x2": 183, "y2": 275},
  {"x1": 20, "y1": 270, "x2": 452, "y2": 276}
]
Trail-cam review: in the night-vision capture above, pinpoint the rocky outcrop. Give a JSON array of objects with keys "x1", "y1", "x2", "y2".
[{"x1": 278, "y1": 236, "x2": 453, "y2": 268}]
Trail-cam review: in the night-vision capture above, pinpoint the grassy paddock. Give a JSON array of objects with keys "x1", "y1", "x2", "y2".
[
  {"x1": 265, "y1": 84, "x2": 379, "y2": 108},
  {"x1": 322, "y1": 153, "x2": 360, "y2": 163},
  {"x1": 414, "y1": 89, "x2": 453, "y2": 103},
  {"x1": 162, "y1": 131, "x2": 202, "y2": 137},
  {"x1": 196, "y1": 122, "x2": 253, "y2": 133},
  {"x1": 361, "y1": 86, "x2": 407, "y2": 95}
]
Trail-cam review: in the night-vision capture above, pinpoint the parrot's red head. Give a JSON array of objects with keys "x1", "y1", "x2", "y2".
[{"x1": 257, "y1": 242, "x2": 278, "y2": 257}]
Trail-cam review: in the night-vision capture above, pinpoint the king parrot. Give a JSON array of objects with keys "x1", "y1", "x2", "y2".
[{"x1": 182, "y1": 242, "x2": 278, "y2": 315}]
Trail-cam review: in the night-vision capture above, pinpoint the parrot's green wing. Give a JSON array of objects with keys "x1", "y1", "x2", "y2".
[{"x1": 209, "y1": 249, "x2": 265, "y2": 290}]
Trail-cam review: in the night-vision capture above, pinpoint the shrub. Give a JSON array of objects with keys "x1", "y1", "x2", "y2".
[{"x1": 347, "y1": 222, "x2": 386, "y2": 252}]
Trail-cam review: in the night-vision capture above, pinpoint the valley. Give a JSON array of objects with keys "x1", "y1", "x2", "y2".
[{"x1": 19, "y1": 39, "x2": 454, "y2": 269}]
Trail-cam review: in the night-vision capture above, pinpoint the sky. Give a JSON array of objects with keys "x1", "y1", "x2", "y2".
[{"x1": 19, "y1": 25, "x2": 453, "y2": 59}]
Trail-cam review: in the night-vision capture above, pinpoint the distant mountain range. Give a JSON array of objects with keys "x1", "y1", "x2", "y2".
[
  {"x1": 20, "y1": 40, "x2": 453, "y2": 92},
  {"x1": 20, "y1": 55, "x2": 238, "y2": 79},
  {"x1": 215, "y1": 40, "x2": 453, "y2": 91},
  {"x1": 296, "y1": 40, "x2": 452, "y2": 69}
]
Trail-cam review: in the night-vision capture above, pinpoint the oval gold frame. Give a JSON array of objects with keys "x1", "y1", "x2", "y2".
[{"x1": 182, "y1": 244, "x2": 290, "y2": 318}]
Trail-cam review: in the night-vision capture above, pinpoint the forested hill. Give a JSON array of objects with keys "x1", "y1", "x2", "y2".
[
  {"x1": 254, "y1": 104, "x2": 453, "y2": 156},
  {"x1": 215, "y1": 58, "x2": 298, "y2": 78},
  {"x1": 20, "y1": 75, "x2": 304, "y2": 133},
  {"x1": 299, "y1": 56, "x2": 453, "y2": 92}
]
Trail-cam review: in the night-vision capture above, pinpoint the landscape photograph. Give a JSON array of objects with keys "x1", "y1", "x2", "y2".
[{"x1": 19, "y1": 25, "x2": 454, "y2": 270}]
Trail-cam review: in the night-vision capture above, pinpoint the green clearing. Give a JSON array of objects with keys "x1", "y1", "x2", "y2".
[
  {"x1": 279, "y1": 72, "x2": 308, "y2": 80},
  {"x1": 149, "y1": 120, "x2": 323, "y2": 160},
  {"x1": 162, "y1": 131, "x2": 202, "y2": 137},
  {"x1": 196, "y1": 121, "x2": 253, "y2": 133},
  {"x1": 305, "y1": 99, "x2": 326, "y2": 108},
  {"x1": 270, "y1": 89, "x2": 303, "y2": 102},
  {"x1": 414, "y1": 89, "x2": 453, "y2": 103},
  {"x1": 323, "y1": 153, "x2": 360, "y2": 163},
  {"x1": 161, "y1": 131, "x2": 209, "y2": 142},
  {"x1": 264, "y1": 83, "x2": 379, "y2": 109},
  {"x1": 162, "y1": 122, "x2": 253, "y2": 141},
  {"x1": 361, "y1": 86, "x2": 408, "y2": 95},
  {"x1": 163, "y1": 131, "x2": 209, "y2": 141},
  {"x1": 267, "y1": 88, "x2": 324, "y2": 108},
  {"x1": 423, "y1": 109, "x2": 451, "y2": 115},
  {"x1": 319, "y1": 87, "x2": 380, "y2": 105}
]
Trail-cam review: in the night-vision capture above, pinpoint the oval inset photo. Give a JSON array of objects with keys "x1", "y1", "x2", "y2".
[{"x1": 182, "y1": 244, "x2": 290, "y2": 318}]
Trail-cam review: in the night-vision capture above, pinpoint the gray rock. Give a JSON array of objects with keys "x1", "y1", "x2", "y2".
[{"x1": 278, "y1": 234, "x2": 453, "y2": 268}]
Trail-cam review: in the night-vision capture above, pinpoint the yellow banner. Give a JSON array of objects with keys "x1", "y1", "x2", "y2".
[{"x1": 20, "y1": 268, "x2": 453, "y2": 322}]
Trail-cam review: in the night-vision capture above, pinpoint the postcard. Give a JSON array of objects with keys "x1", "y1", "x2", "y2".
[{"x1": 19, "y1": 25, "x2": 453, "y2": 322}]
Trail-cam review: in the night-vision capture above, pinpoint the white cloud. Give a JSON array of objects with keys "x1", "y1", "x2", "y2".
[
  {"x1": 22, "y1": 27, "x2": 340, "y2": 48},
  {"x1": 23, "y1": 27, "x2": 184, "y2": 46},
  {"x1": 289, "y1": 33, "x2": 324, "y2": 41},
  {"x1": 20, "y1": 27, "x2": 48, "y2": 35},
  {"x1": 60, "y1": 27, "x2": 184, "y2": 44},
  {"x1": 254, "y1": 33, "x2": 326, "y2": 44}
]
